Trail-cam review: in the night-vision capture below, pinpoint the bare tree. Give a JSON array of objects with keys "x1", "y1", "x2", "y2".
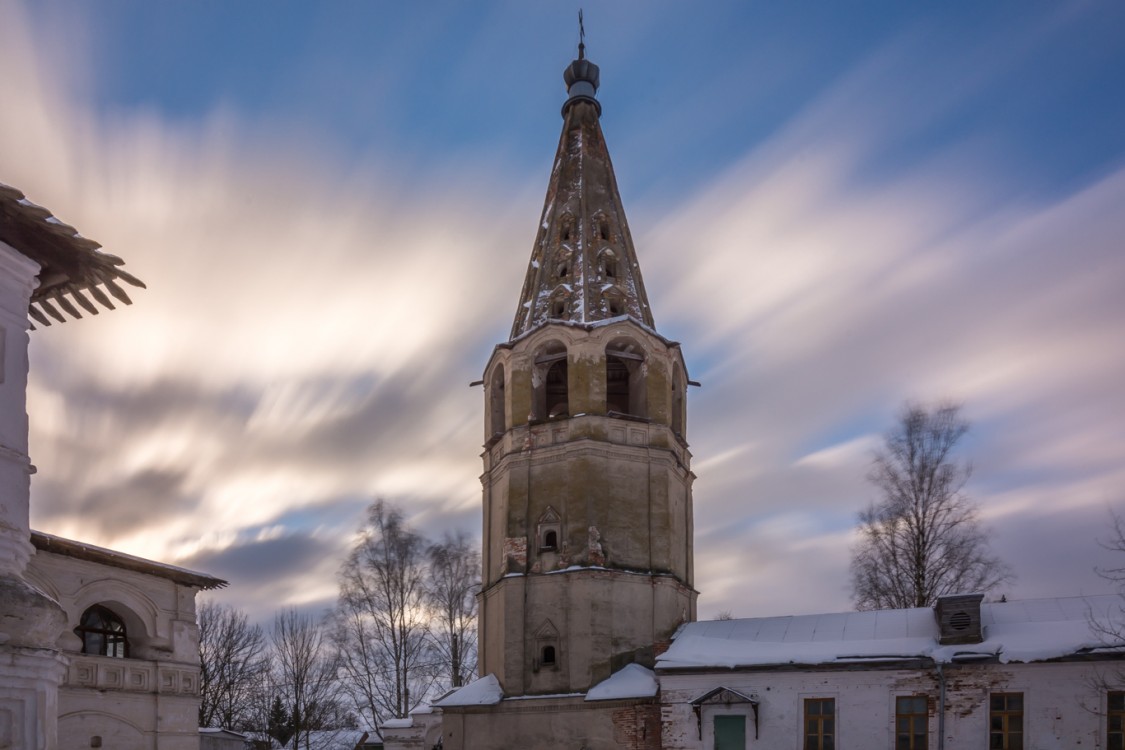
[
  {"x1": 427, "y1": 530, "x2": 480, "y2": 690},
  {"x1": 333, "y1": 500, "x2": 436, "y2": 728},
  {"x1": 198, "y1": 601, "x2": 266, "y2": 729},
  {"x1": 850, "y1": 402, "x2": 1013, "y2": 610},
  {"x1": 1091, "y1": 510, "x2": 1125, "y2": 648},
  {"x1": 272, "y1": 608, "x2": 343, "y2": 750}
]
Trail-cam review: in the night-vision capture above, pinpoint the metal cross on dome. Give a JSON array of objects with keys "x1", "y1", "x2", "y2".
[{"x1": 578, "y1": 9, "x2": 586, "y2": 59}]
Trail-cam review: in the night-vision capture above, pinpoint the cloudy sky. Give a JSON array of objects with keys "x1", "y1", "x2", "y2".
[{"x1": 3, "y1": 1, "x2": 1124, "y2": 625}]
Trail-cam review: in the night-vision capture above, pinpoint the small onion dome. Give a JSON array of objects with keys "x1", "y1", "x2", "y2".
[{"x1": 563, "y1": 49, "x2": 601, "y2": 117}]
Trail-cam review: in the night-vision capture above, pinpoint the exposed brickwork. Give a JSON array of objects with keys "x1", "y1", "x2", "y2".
[
  {"x1": 503, "y1": 536, "x2": 527, "y2": 573},
  {"x1": 612, "y1": 703, "x2": 663, "y2": 750},
  {"x1": 945, "y1": 666, "x2": 1014, "y2": 718}
]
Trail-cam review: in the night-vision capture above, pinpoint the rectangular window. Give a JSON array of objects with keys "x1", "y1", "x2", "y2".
[
  {"x1": 1109, "y1": 691, "x2": 1125, "y2": 750},
  {"x1": 989, "y1": 692, "x2": 1024, "y2": 750},
  {"x1": 804, "y1": 697, "x2": 835, "y2": 750},
  {"x1": 896, "y1": 695, "x2": 928, "y2": 750}
]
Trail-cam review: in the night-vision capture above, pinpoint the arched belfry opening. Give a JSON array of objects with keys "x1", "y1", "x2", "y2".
[
  {"x1": 533, "y1": 341, "x2": 569, "y2": 421},
  {"x1": 488, "y1": 364, "x2": 506, "y2": 439},
  {"x1": 605, "y1": 338, "x2": 646, "y2": 418},
  {"x1": 546, "y1": 360, "x2": 569, "y2": 418}
]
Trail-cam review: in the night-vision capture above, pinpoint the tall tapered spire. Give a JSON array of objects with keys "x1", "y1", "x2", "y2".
[{"x1": 509, "y1": 42, "x2": 655, "y2": 340}]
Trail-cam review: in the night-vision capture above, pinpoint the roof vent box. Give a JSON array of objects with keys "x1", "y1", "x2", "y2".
[{"x1": 934, "y1": 593, "x2": 984, "y2": 645}]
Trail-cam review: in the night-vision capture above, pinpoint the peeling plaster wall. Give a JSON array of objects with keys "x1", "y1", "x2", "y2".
[{"x1": 659, "y1": 661, "x2": 1111, "y2": 749}]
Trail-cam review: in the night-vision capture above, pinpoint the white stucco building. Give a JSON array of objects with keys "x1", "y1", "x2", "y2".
[
  {"x1": 657, "y1": 593, "x2": 1125, "y2": 749},
  {"x1": 0, "y1": 182, "x2": 224, "y2": 750},
  {"x1": 26, "y1": 532, "x2": 224, "y2": 749}
]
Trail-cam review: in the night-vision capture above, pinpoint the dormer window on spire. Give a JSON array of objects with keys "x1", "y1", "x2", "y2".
[
  {"x1": 593, "y1": 212, "x2": 612, "y2": 242},
  {"x1": 600, "y1": 249, "x2": 618, "y2": 279},
  {"x1": 560, "y1": 214, "x2": 576, "y2": 244}
]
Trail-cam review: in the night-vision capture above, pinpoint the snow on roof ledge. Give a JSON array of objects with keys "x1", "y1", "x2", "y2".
[
  {"x1": 31, "y1": 530, "x2": 227, "y2": 590},
  {"x1": 656, "y1": 595, "x2": 1123, "y2": 671},
  {"x1": 586, "y1": 663, "x2": 658, "y2": 701},
  {"x1": 381, "y1": 718, "x2": 414, "y2": 729},
  {"x1": 433, "y1": 674, "x2": 504, "y2": 707}
]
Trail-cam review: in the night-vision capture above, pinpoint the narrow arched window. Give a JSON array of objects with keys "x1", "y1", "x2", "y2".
[
  {"x1": 75, "y1": 604, "x2": 128, "y2": 658},
  {"x1": 541, "y1": 645, "x2": 557, "y2": 666},
  {"x1": 537, "y1": 507, "x2": 562, "y2": 552}
]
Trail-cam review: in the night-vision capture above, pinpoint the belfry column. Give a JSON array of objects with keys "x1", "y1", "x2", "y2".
[{"x1": 476, "y1": 43, "x2": 697, "y2": 698}]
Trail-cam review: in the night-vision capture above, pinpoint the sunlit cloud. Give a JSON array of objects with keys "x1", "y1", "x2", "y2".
[
  {"x1": 2, "y1": 2, "x2": 1122, "y2": 627},
  {"x1": 794, "y1": 436, "x2": 880, "y2": 471}
]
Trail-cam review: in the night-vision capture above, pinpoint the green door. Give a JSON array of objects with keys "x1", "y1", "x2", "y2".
[{"x1": 714, "y1": 715, "x2": 746, "y2": 750}]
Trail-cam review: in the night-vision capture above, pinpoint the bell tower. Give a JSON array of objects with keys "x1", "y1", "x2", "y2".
[{"x1": 478, "y1": 42, "x2": 696, "y2": 697}]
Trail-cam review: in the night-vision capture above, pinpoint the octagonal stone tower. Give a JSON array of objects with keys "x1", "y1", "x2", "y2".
[{"x1": 478, "y1": 45, "x2": 697, "y2": 697}]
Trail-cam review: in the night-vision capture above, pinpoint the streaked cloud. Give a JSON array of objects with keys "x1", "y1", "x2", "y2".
[{"x1": 2, "y1": 2, "x2": 1122, "y2": 626}]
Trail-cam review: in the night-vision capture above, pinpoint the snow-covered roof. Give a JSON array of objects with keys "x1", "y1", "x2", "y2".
[
  {"x1": 294, "y1": 729, "x2": 373, "y2": 748},
  {"x1": 432, "y1": 674, "x2": 504, "y2": 707},
  {"x1": 586, "y1": 663, "x2": 659, "y2": 701},
  {"x1": 657, "y1": 595, "x2": 1123, "y2": 671},
  {"x1": 32, "y1": 530, "x2": 227, "y2": 590},
  {"x1": 199, "y1": 728, "x2": 249, "y2": 738}
]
